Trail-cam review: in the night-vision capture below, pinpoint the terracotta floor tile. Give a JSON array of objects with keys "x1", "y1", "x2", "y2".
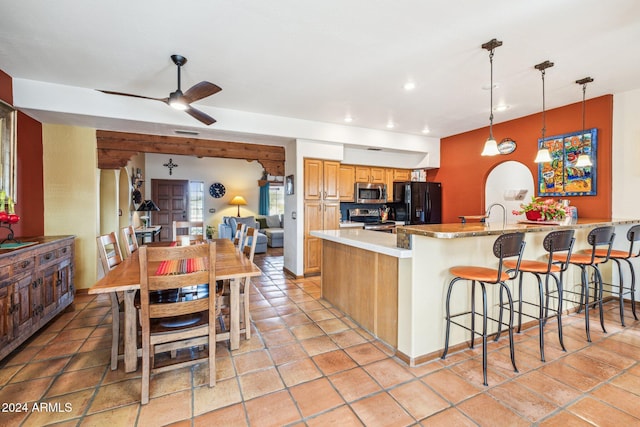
[
  {"x1": 343, "y1": 342, "x2": 387, "y2": 365},
  {"x1": 350, "y1": 392, "x2": 414, "y2": 427},
  {"x1": 274, "y1": 304, "x2": 302, "y2": 316},
  {"x1": 148, "y1": 366, "x2": 193, "y2": 399},
  {"x1": 538, "y1": 410, "x2": 594, "y2": 427},
  {"x1": 11, "y1": 357, "x2": 71, "y2": 382},
  {"x1": 290, "y1": 377, "x2": 344, "y2": 417},
  {"x1": 317, "y1": 318, "x2": 350, "y2": 334},
  {"x1": 363, "y1": 358, "x2": 414, "y2": 388},
  {"x1": 78, "y1": 335, "x2": 112, "y2": 353},
  {"x1": 609, "y1": 371, "x2": 640, "y2": 395},
  {"x1": 65, "y1": 349, "x2": 111, "y2": 371},
  {"x1": 389, "y1": 379, "x2": 450, "y2": 420},
  {"x1": 233, "y1": 349, "x2": 273, "y2": 375},
  {"x1": 193, "y1": 403, "x2": 248, "y2": 427},
  {"x1": 46, "y1": 365, "x2": 106, "y2": 397},
  {"x1": 457, "y1": 393, "x2": 530, "y2": 427},
  {"x1": 245, "y1": 390, "x2": 301, "y2": 427},
  {"x1": 539, "y1": 360, "x2": 604, "y2": 392},
  {"x1": 421, "y1": 370, "x2": 481, "y2": 404},
  {"x1": 87, "y1": 379, "x2": 141, "y2": 414},
  {"x1": 2, "y1": 345, "x2": 40, "y2": 366},
  {"x1": 33, "y1": 339, "x2": 84, "y2": 360},
  {"x1": 261, "y1": 328, "x2": 296, "y2": 347},
  {"x1": 138, "y1": 390, "x2": 192, "y2": 426},
  {"x1": 592, "y1": 383, "x2": 640, "y2": 419},
  {"x1": 280, "y1": 312, "x2": 313, "y2": 327},
  {"x1": 268, "y1": 342, "x2": 308, "y2": 365},
  {"x1": 312, "y1": 350, "x2": 357, "y2": 375},
  {"x1": 579, "y1": 341, "x2": 637, "y2": 369},
  {"x1": 277, "y1": 358, "x2": 322, "y2": 387},
  {"x1": 291, "y1": 323, "x2": 325, "y2": 340},
  {"x1": 23, "y1": 388, "x2": 94, "y2": 426},
  {"x1": 329, "y1": 367, "x2": 382, "y2": 402},
  {"x1": 79, "y1": 403, "x2": 139, "y2": 426},
  {"x1": 514, "y1": 370, "x2": 581, "y2": 406},
  {"x1": 193, "y1": 377, "x2": 242, "y2": 415},
  {"x1": 300, "y1": 335, "x2": 339, "y2": 356},
  {"x1": 420, "y1": 407, "x2": 476, "y2": 426},
  {"x1": 307, "y1": 308, "x2": 338, "y2": 322},
  {"x1": 488, "y1": 381, "x2": 558, "y2": 422},
  {"x1": 330, "y1": 329, "x2": 368, "y2": 348},
  {"x1": 407, "y1": 359, "x2": 444, "y2": 378},
  {"x1": 0, "y1": 376, "x2": 55, "y2": 403},
  {"x1": 449, "y1": 357, "x2": 510, "y2": 386},
  {"x1": 238, "y1": 367, "x2": 284, "y2": 400},
  {"x1": 305, "y1": 405, "x2": 363, "y2": 427},
  {"x1": 568, "y1": 396, "x2": 640, "y2": 426},
  {"x1": 254, "y1": 317, "x2": 287, "y2": 332},
  {"x1": 0, "y1": 364, "x2": 24, "y2": 386},
  {"x1": 561, "y1": 352, "x2": 621, "y2": 381}
]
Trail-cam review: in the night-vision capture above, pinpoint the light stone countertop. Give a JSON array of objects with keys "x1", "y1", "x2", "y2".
[{"x1": 310, "y1": 228, "x2": 412, "y2": 258}]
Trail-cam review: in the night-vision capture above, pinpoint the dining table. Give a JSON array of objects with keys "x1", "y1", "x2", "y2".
[{"x1": 89, "y1": 238, "x2": 261, "y2": 373}]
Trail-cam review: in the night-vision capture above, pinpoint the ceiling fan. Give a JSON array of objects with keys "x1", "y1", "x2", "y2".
[{"x1": 98, "y1": 54, "x2": 221, "y2": 125}]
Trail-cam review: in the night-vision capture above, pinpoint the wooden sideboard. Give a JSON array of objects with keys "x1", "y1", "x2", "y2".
[{"x1": 0, "y1": 236, "x2": 75, "y2": 361}]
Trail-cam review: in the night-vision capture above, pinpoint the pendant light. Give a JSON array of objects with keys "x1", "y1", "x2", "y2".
[
  {"x1": 480, "y1": 38, "x2": 502, "y2": 156},
  {"x1": 533, "y1": 60, "x2": 554, "y2": 163},
  {"x1": 575, "y1": 77, "x2": 594, "y2": 167}
]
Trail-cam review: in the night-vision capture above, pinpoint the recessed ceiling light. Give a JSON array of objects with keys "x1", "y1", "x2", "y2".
[
  {"x1": 386, "y1": 121, "x2": 395, "y2": 129},
  {"x1": 481, "y1": 82, "x2": 499, "y2": 90},
  {"x1": 403, "y1": 81, "x2": 416, "y2": 91},
  {"x1": 367, "y1": 147, "x2": 382, "y2": 151},
  {"x1": 174, "y1": 129, "x2": 200, "y2": 136},
  {"x1": 493, "y1": 104, "x2": 510, "y2": 112},
  {"x1": 344, "y1": 115, "x2": 353, "y2": 123},
  {"x1": 421, "y1": 127, "x2": 430, "y2": 134}
]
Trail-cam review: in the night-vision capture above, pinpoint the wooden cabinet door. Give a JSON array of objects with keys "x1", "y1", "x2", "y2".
[
  {"x1": 370, "y1": 167, "x2": 386, "y2": 183},
  {"x1": 304, "y1": 237, "x2": 322, "y2": 275},
  {"x1": 304, "y1": 201, "x2": 324, "y2": 236},
  {"x1": 385, "y1": 168, "x2": 395, "y2": 202},
  {"x1": 14, "y1": 276, "x2": 34, "y2": 337},
  {"x1": 323, "y1": 161, "x2": 340, "y2": 201},
  {"x1": 40, "y1": 265, "x2": 58, "y2": 318},
  {"x1": 56, "y1": 259, "x2": 73, "y2": 306},
  {"x1": 394, "y1": 169, "x2": 411, "y2": 182},
  {"x1": 354, "y1": 167, "x2": 371, "y2": 183},
  {"x1": 339, "y1": 165, "x2": 355, "y2": 201},
  {"x1": 323, "y1": 202, "x2": 341, "y2": 230},
  {"x1": 304, "y1": 158, "x2": 323, "y2": 200},
  {"x1": 0, "y1": 286, "x2": 10, "y2": 346}
]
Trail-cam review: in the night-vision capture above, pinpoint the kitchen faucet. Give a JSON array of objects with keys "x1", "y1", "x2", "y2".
[{"x1": 486, "y1": 203, "x2": 506, "y2": 229}]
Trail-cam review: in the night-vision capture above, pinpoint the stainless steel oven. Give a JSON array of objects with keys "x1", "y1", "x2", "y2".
[
  {"x1": 348, "y1": 208, "x2": 397, "y2": 233},
  {"x1": 355, "y1": 183, "x2": 387, "y2": 204}
]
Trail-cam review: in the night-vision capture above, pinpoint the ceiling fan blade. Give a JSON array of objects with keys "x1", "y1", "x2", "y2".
[
  {"x1": 182, "y1": 81, "x2": 222, "y2": 103},
  {"x1": 98, "y1": 89, "x2": 168, "y2": 103},
  {"x1": 185, "y1": 106, "x2": 216, "y2": 125}
]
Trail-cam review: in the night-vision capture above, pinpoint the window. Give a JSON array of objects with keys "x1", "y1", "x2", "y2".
[
  {"x1": 189, "y1": 181, "x2": 204, "y2": 235},
  {"x1": 268, "y1": 184, "x2": 284, "y2": 216}
]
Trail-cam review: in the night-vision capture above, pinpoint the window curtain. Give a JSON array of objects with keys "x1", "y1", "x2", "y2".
[{"x1": 259, "y1": 182, "x2": 270, "y2": 215}]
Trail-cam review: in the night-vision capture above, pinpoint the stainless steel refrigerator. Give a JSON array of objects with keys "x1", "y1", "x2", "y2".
[{"x1": 394, "y1": 182, "x2": 442, "y2": 224}]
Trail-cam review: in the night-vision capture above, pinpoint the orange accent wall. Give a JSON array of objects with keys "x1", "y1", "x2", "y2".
[
  {"x1": 0, "y1": 68, "x2": 45, "y2": 237},
  {"x1": 433, "y1": 95, "x2": 613, "y2": 223}
]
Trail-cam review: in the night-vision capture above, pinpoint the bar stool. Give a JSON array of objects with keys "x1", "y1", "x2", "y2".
[
  {"x1": 442, "y1": 232, "x2": 526, "y2": 386},
  {"x1": 556, "y1": 226, "x2": 615, "y2": 342},
  {"x1": 586, "y1": 224, "x2": 639, "y2": 326},
  {"x1": 503, "y1": 230, "x2": 575, "y2": 361}
]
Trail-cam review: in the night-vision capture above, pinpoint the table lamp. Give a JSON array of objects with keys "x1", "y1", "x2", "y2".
[
  {"x1": 229, "y1": 195, "x2": 247, "y2": 217},
  {"x1": 136, "y1": 200, "x2": 160, "y2": 226}
]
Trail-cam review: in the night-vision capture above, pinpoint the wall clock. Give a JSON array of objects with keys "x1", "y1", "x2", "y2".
[{"x1": 209, "y1": 182, "x2": 226, "y2": 198}]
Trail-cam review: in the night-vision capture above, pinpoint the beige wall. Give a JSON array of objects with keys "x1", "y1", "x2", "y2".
[{"x1": 43, "y1": 124, "x2": 98, "y2": 290}]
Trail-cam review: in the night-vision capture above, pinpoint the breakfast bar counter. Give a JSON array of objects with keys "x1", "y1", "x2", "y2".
[{"x1": 313, "y1": 219, "x2": 640, "y2": 366}]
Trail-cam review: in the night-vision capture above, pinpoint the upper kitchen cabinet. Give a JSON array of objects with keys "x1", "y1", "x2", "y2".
[
  {"x1": 393, "y1": 169, "x2": 412, "y2": 182},
  {"x1": 304, "y1": 159, "x2": 340, "y2": 201},
  {"x1": 355, "y1": 166, "x2": 385, "y2": 184},
  {"x1": 339, "y1": 164, "x2": 355, "y2": 202}
]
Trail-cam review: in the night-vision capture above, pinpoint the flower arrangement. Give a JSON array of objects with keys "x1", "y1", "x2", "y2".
[{"x1": 512, "y1": 196, "x2": 566, "y2": 221}]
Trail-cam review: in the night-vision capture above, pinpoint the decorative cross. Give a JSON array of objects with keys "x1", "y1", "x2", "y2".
[{"x1": 163, "y1": 158, "x2": 178, "y2": 175}]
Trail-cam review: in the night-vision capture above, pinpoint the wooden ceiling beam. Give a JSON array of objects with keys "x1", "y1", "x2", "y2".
[{"x1": 96, "y1": 130, "x2": 285, "y2": 175}]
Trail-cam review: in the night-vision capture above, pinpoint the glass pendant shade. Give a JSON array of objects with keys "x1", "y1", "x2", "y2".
[
  {"x1": 575, "y1": 77, "x2": 594, "y2": 168},
  {"x1": 534, "y1": 147, "x2": 552, "y2": 163},
  {"x1": 481, "y1": 137, "x2": 500, "y2": 156}
]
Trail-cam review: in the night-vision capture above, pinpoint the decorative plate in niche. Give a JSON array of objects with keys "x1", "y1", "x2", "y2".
[{"x1": 498, "y1": 138, "x2": 517, "y2": 154}]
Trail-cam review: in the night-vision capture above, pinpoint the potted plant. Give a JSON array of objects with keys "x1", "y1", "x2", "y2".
[{"x1": 512, "y1": 196, "x2": 567, "y2": 222}]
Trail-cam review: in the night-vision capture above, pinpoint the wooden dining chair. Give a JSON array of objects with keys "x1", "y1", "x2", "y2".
[
  {"x1": 240, "y1": 227, "x2": 259, "y2": 339},
  {"x1": 121, "y1": 225, "x2": 139, "y2": 257},
  {"x1": 233, "y1": 223, "x2": 246, "y2": 251},
  {"x1": 96, "y1": 232, "x2": 125, "y2": 370},
  {"x1": 172, "y1": 220, "x2": 204, "y2": 242},
  {"x1": 138, "y1": 242, "x2": 217, "y2": 405}
]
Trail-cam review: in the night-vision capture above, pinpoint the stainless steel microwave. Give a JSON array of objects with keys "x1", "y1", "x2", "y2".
[{"x1": 355, "y1": 183, "x2": 387, "y2": 203}]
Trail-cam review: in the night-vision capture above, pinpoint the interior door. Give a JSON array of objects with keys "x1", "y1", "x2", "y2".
[{"x1": 152, "y1": 179, "x2": 189, "y2": 241}]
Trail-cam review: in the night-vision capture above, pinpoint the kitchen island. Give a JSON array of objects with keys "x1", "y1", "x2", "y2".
[{"x1": 312, "y1": 218, "x2": 640, "y2": 366}]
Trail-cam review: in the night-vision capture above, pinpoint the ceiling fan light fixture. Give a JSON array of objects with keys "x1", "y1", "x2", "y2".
[
  {"x1": 480, "y1": 38, "x2": 502, "y2": 156},
  {"x1": 169, "y1": 90, "x2": 187, "y2": 110}
]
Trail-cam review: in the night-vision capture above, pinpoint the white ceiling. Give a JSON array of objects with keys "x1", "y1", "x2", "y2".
[{"x1": 1, "y1": 0, "x2": 640, "y2": 142}]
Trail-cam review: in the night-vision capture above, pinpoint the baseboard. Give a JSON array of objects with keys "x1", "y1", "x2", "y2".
[{"x1": 283, "y1": 267, "x2": 303, "y2": 279}]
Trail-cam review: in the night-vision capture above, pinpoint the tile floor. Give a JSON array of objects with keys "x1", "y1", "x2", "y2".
[{"x1": 2, "y1": 248, "x2": 640, "y2": 426}]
